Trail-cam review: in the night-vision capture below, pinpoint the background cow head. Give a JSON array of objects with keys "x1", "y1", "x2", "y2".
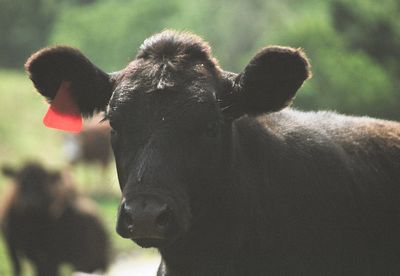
[
  {"x1": 26, "y1": 30, "x2": 310, "y2": 248},
  {"x1": 2, "y1": 162, "x2": 74, "y2": 219}
]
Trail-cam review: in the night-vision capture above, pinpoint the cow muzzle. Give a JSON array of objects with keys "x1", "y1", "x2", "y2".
[{"x1": 116, "y1": 195, "x2": 177, "y2": 248}]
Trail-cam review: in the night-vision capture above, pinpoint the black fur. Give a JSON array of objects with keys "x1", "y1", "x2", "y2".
[
  {"x1": 238, "y1": 46, "x2": 311, "y2": 114},
  {"x1": 26, "y1": 30, "x2": 400, "y2": 275},
  {"x1": 137, "y1": 30, "x2": 216, "y2": 66}
]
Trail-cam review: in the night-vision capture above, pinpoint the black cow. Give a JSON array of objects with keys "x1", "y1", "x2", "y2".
[
  {"x1": 1, "y1": 162, "x2": 110, "y2": 276},
  {"x1": 25, "y1": 30, "x2": 400, "y2": 275}
]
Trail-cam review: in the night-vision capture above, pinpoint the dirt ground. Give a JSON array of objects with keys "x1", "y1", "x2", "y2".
[
  {"x1": 108, "y1": 253, "x2": 160, "y2": 276},
  {"x1": 73, "y1": 252, "x2": 161, "y2": 276}
]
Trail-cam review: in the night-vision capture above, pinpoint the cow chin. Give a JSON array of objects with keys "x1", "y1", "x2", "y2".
[
  {"x1": 133, "y1": 237, "x2": 167, "y2": 248},
  {"x1": 129, "y1": 223, "x2": 184, "y2": 249},
  {"x1": 128, "y1": 220, "x2": 180, "y2": 248}
]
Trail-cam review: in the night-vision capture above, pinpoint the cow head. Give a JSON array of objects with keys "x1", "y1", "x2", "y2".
[
  {"x1": 2, "y1": 162, "x2": 73, "y2": 218},
  {"x1": 26, "y1": 30, "x2": 310, "y2": 248}
]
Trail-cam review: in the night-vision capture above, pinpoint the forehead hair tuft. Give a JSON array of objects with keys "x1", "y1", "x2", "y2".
[{"x1": 137, "y1": 30, "x2": 217, "y2": 66}]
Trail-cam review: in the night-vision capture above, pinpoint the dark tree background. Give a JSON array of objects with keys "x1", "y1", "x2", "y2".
[{"x1": 0, "y1": 0, "x2": 399, "y2": 119}]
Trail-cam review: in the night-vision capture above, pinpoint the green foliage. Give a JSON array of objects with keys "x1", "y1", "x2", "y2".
[
  {"x1": 0, "y1": 0, "x2": 58, "y2": 68},
  {"x1": 0, "y1": 237, "x2": 12, "y2": 276},
  {"x1": 0, "y1": 71, "x2": 65, "y2": 167},
  {"x1": 262, "y1": 10, "x2": 399, "y2": 119},
  {"x1": 166, "y1": 0, "x2": 275, "y2": 71},
  {"x1": 2, "y1": 0, "x2": 399, "y2": 119},
  {"x1": 51, "y1": 0, "x2": 179, "y2": 71},
  {"x1": 331, "y1": 0, "x2": 400, "y2": 73}
]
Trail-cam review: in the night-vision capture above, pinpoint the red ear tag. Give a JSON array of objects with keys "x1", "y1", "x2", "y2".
[{"x1": 43, "y1": 81, "x2": 83, "y2": 133}]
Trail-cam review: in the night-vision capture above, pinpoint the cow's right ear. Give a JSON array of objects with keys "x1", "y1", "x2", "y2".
[{"x1": 25, "y1": 46, "x2": 114, "y2": 118}]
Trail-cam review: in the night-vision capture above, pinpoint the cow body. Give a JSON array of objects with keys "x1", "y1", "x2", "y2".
[
  {"x1": 1, "y1": 163, "x2": 110, "y2": 276},
  {"x1": 65, "y1": 116, "x2": 112, "y2": 169},
  {"x1": 26, "y1": 30, "x2": 400, "y2": 275},
  {"x1": 157, "y1": 109, "x2": 400, "y2": 275}
]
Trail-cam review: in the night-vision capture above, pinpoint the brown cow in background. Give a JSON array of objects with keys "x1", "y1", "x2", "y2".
[
  {"x1": 64, "y1": 114, "x2": 112, "y2": 170},
  {"x1": 64, "y1": 115, "x2": 114, "y2": 193},
  {"x1": 0, "y1": 162, "x2": 110, "y2": 276}
]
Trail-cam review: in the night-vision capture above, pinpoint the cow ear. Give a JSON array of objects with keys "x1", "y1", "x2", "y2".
[
  {"x1": 25, "y1": 46, "x2": 114, "y2": 118},
  {"x1": 220, "y1": 46, "x2": 311, "y2": 119},
  {"x1": 2, "y1": 165, "x2": 16, "y2": 178}
]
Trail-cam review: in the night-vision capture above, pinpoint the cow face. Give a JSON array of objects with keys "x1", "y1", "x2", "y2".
[
  {"x1": 26, "y1": 30, "x2": 311, "y2": 248},
  {"x1": 108, "y1": 57, "x2": 223, "y2": 247}
]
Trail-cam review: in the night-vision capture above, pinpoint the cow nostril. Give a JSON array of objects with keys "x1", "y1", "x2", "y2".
[
  {"x1": 155, "y1": 208, "x2": 172, "y2": 230},
  {"x1": 117, "y1": 204, "x2": 135, "y2": 238},
  {"x1": 121, "y1": 204, "x2": 135, "y2": 228},
  {"x1": 121, "y1": 199, "x2": 175, "y2": 238}
]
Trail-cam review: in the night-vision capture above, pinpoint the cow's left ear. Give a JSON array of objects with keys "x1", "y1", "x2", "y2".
[
  {"x1": 221, "y1": 46, "x2": 311, "y2": 119},
  {"x1": 25, "y1": 46, "x2": 114, "y2": 118}
]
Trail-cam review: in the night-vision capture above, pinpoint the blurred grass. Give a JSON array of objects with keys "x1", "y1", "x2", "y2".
[
  {"x1": 0, "y1": 237, "x2": 12, "y2": 275},
  {"x1": 0, "y1": 70, "x2": 64, "y2": 166},
  {"x1": 0, "y1": 69, "x2": 119, "y2": 199}
]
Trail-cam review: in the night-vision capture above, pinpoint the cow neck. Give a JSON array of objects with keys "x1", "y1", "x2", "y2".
[
  {"x1": 158, "y1": 211, "x2": 239, "y2": 275},
  {"x1": 158, "y1": 122, "x2": 244, "y2": 275}
]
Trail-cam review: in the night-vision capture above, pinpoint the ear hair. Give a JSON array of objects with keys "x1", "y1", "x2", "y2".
[
  {"x1": 25, "y1": 46, "x2": 113, "y2": 117},
  {"x1": 220, "y1": 46, "x2": 311, "y2": 119},
  {"x1": 240, "y1": 46, "x2": 311, "y2": 113}
]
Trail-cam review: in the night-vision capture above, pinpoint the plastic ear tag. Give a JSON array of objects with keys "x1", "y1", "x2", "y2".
[{"x1": 43, "y1": 81, "x2": 83, "y2": 133}]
